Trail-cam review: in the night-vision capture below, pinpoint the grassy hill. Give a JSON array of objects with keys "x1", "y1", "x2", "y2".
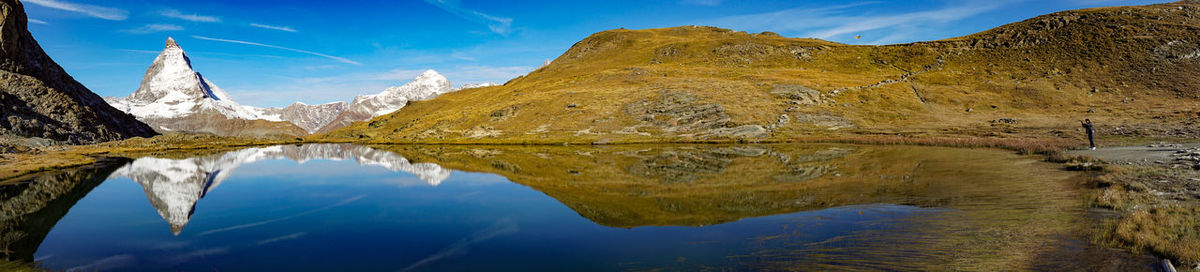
[{"x1": 322, "y1": 1, "x2": 1200, "y2": 144}]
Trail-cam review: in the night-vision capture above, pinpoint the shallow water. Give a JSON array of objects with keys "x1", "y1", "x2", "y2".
[{"x1": 0, "y1": 144, "x2": 1152, "y2": 271}]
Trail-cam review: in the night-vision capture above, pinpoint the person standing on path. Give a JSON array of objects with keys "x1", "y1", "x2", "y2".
[{"x1": 1081, "y1": 119, "x2": 1096, "y2": 150}]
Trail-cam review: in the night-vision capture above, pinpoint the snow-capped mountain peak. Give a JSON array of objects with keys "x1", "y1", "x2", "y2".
[
  {"x1": 376, "y1": 69, "x2": 453, "y2": 102},
  {"x1": 106, "y1": 39, "x2": 469, "y2": 135},
  {"x1": 315, "y1": 69, "x2": 458, "y2": 133},
  {"x1": 164, "y1": 36, "x2": 180, "y2": 49},
  {"x1": 107, "y1": 37, "x2": 264, "y2": 121}
]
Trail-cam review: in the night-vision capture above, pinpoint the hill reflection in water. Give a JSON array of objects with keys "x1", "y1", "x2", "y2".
[{"x1": 1, "y1": 144, "x2": 1152, "y2": 271}]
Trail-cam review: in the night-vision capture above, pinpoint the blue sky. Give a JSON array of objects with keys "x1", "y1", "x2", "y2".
[{"x1": 25, "y1": 0, "x2": 1167, "y2": 107}]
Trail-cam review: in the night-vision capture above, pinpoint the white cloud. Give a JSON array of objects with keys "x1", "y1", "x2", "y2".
[
  {"x1": 449, "y1": 51, "x2": 476, "y2": 61},
  {"x1": 704, "y1": 1, "x2": 1006, "y2": 44},
  {"x1": 250, "y1": 23, "x2": 298, "y2": 33},
  {"x1": 24, "y1": 0, "x2": 128, "y2": 20},
  {"x1": 422, "y1": 0, "x2": 514, "y2": 35},
  {"x1": 160, "y1": 8, "x2": 221, "y2": 23},
  {"x1": 191, "y1": 35, "x2": 362, "y2": 65},
  {"x1": 27, "y1": 18, "x2": 48, "y2": 25},
  {"x1": 123, "y1": 24, "x2": 184, "y2": 34},
  {"x1": 681, "y1": 0, "x2": 723, "y2": 6}
]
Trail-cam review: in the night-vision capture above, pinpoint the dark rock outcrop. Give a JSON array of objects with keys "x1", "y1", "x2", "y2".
[{"x1": 0, "y1": 0, "x2": 156, "y2": 143}]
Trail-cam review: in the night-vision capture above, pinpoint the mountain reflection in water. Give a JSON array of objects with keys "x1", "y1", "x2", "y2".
[
  {"x1": 0, "y1": 144, "x2": 1153, "y2": 271},
  {"x1": 110, "y1": 144, "x2": 451, "y2": 234}
]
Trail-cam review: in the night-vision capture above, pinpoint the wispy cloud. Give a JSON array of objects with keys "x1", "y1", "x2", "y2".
[
  {"x1": 255, "y1": 232, "x2": 307, "y2": 245},
  {"x1": 27, "y1": 18, "x2": 48, "y2": 25},
  {"x1": 198, "y1": 195, "x2": 365, "y2": 236},
  {"x1": 24, "y1": 0, "x2": 128, "y2": 20},
  {"x1": 160, "y1": 8, "x2": 221, "y2": 23},
  {"x1": 681, "y1": 0, "x2": 723, "y2": 6},
  {"x1": 704, "y1": 1, "x2": 1006, "y2": 44},
  {"x1": 66, "y1": 254, "x2": 136, "y2": 271},
  {"x1": 422, "y1": 0, "x2": 513, "y2": 35},
  {"x1": 402, "y1": 218, "x2": 519, "y2": 271},
  {"x1": 250, "y1": 23, "x2": 298, "y2": 33},
  {"x1": 191, "y1": 35, "x2": 362, "y2": 65},
  {"x1": 123, "y1": 24, "x2": 184, "y2": 34},
  {"x1": 449, "y1": 51, "x2": 476, "y2": 61}
]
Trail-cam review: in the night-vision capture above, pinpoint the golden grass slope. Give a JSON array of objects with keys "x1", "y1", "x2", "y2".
[{"x1": 323, "y1": 1, "x2": 1200, "y2": 144}]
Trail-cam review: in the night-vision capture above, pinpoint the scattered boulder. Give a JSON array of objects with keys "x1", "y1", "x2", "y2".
[
  {"x1": 489, "y1": 105, "x2": 519, "y2": 121},
  {"x1": 769, "y1": 84, "x2": 821, "y2": 105},
  {"x1": 695, "y1": 125, "x2": 768, "y2": 138},
  {"x1": 989, "y1": 118, "x2": 1018, "y2": 126},
  {"x1": 624, "y1": 91, "x2": 731, "y2": 133}
]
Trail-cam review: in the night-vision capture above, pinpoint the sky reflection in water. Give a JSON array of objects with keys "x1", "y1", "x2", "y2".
[{"x1": 1, "y1": 144, "x2": 1151, "y2": 271}]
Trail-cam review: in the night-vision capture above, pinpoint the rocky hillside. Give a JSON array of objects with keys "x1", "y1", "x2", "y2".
[
  {"x1": 261, "y1": 101, "x2": 348, "y2": 133},
  {"x1": 0, "y1": 0, "x2": 156, "y2": 143},
  {"x1": 323, "y1": 1, "x2": 1200, "y2": 143}
]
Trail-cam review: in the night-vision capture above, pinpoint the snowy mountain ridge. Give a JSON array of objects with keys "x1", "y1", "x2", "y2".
[{"x1": 106, "y1": 37, "x2": 473, "y2": 135}]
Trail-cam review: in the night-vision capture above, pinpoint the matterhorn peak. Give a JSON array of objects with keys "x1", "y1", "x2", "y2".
[
  {"x1": 165, "y1": 37, "x2": 179, "y2": 49},
  {"x1": 106, "y1": 37, "x2": 265, "y2": 121}
]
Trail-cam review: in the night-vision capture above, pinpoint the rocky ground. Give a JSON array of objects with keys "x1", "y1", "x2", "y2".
[
  {"x1": 1173, "y1": 146, "x2": 1200, "y2": 170},
  {"x1": 1070, "y1": 143, "x2": 1200, "y2": 270},
  {"x1": 1072, "y1": 143, "x2": 1200, "y2": 168}
]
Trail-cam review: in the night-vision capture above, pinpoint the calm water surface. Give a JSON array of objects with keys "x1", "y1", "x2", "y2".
[{"x1": 0, "y1": 144, "x2": 1152, "y2": 271}]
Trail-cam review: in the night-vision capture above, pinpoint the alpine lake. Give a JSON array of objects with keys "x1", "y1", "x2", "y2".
[{"x1": 0, "y1": 144, "x2": 1157, "y2": 271}]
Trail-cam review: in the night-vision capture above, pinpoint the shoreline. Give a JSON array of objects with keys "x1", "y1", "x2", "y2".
[{"x1": 2, "y1": 134, "x2": 1082, "y2": 182}]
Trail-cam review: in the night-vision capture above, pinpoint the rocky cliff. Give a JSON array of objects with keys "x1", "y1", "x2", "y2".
[{"x1": 0, "y1": 0, "x2": 156, "y2": 143}]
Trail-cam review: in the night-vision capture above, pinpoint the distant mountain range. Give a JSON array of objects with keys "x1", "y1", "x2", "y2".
[
  {"x1": 0, "y1": 0, "x2": 155, "y2": 143},
  {"x1": 106, "y1": 38, "x2": 494, "y2": 136}
]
